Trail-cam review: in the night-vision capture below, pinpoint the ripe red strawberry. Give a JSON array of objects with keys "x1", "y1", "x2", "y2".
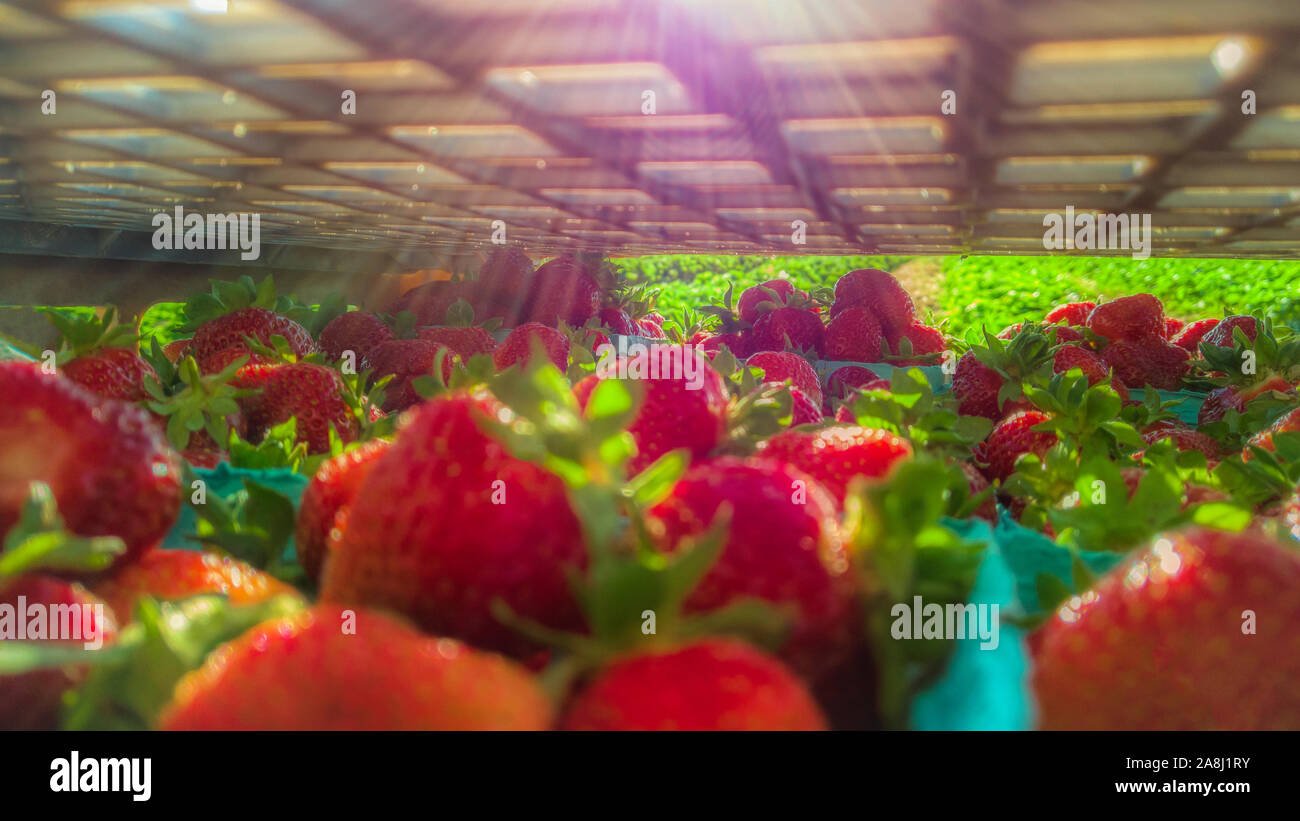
[
  {"x1": 737, "y1": 279, "x2": 797, "y2": 324},
  {"x1": 386, "y1": 280, "x2": 474, "y2": 326},
  {"x1": 162, "y1": 339, "x2": 192, "y2": 363},
  {"x1": 1048, "y1": 325, "x2": 1086, "y2": 345},
  {"x1": 700, "y1": 330, "x2": 750, "y2": 358},
  {"x1": 831, "y1": 269, "x2": 915, "y2": 337},
  {"x1": 1086, "y1": 294, "x2": 1164, "y2": 343},
  {"x1": 952, "y1": 351, "x2": 1004, "y2": 419},
  {"x1": 1201, "y1": 314, "x2": 1258, "y2": 348},
  {"x1": 1245, "y1": 406, "x2": 1300, "y2": 457},
  {"x1": 1101, "y1": 338, "x2": 1189, "y2": 390},
  {"x1": 749, "y1": 306, "x2": 825, "y2": 356},
  {"x1": 1140, "y1": 427, "x2": 1222, "y2": 461},
  {"x1": 1044, "y1": 301, "x2": 1096, "y2": 327},
  {"x1": 0, "y1": 363, "x2": 180, "y2": 564},
  {"x1": 573, "y1": 346, "x2": 729, "y2": 474},
  {"x1": 320, "y1": 393, "x2": 587, "y2": 657},
  {"x1": 369, "y1": 339, "x2": 455, "y2": 412},
  {"x1": 418, "y1": 325, "x2": 497, "y2": 360},
  {"x1": 825, "y1": 365, "x2": 880, "y2": 406},
  {"x1": 1197, "y1": 376, "x2": 1295, "y2": 426},
  {"x1": 746, "y1": 351, "x2": 822, "y2": 403},
  {"x1": 890, "y1": 322, "x2": 945, "y2": 363},
  {"x1": 959, "y1": 462, "x2": 997, "y2": 521},
  {"x1": 62, "y1": 347, "x2": 154, "y2": 403},
  {"x1": 258, "y1": 362, "x2": 358, "y2": 453},
  {"x1": 597, "y1": 307, "x2": 634, "y2": 335},
  {"x1": 493, "y1": 322, "x2": 569, "y2": 371},
  {"x1": 633, "y1": 318, "x2": 667, "y2": 339},
  {"x1": 562, "y1": 638, "x2": 825, "y2": 730},
  {"x1": 758, "y1": 425, "x2": 912, "y2": 505},
  {"x1": 159, "y1": 605, "x2": 552, "y2": 730},
  {"x1": 824, "y1": 305, "x2": 883, "y2": 363},
  {"x1": 92, "y1": 549, "x2": 298, "y2": 623},
  {"x1": 295, "y1": 440, "x2": 391, "y2": 581},
  {"x1": 643, "y1": 312, "x2": 666, "y2": 328},
  {"x1": 318, "y1": 311, "x2": 393, "y2": 368},
  {"x1": 1172, "y1": 318, "x2": 1219, "y2": 352},
  {"x1": 782, "y1": 385, "x2": 824, "y2": 426},
  {"x1": 1052, "y1": 344, "x2": 1108, "y2": 384},
  {"x1": 1032, "y1": 527, "x2": 1300, "y2": 729},
  {"x1": 525, "y1": 257, "x2": 601, "y2": 327},
  {"x1": 981, "y1": 410, "x2": 1054, "y2": 482},
  {"x1": 581, "y1": 328, "x2": 611, "y2": 352},
  {"x1": 996, "y1": 323, "x2": 1024, "y2": 340},
  {"x1": 1164, "y1": 317, "x2": 1186, "y2": 338},
  {"x1": 0, "y1": 575, "x2": 117, "y2": 730},
  {"x1": 645, "y1": 458, "x2": 857, "y2": 679},
  {"x1": 191, "y1": 307, "x2": 315, "y2": 374},
  {"x1": 478, "y1": 246, "x2": 533, "y2": 305}
]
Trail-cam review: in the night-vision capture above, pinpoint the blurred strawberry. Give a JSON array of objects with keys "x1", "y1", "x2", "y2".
[
  {"x1": 746, "y1": 350, "x2": 823, "y2": 403},
  {"x1": 1086, "y1": 294, "x2": 1164, "y2": 343},
  {"x1": 493, "y1": 322, "x2": 569, "y2": 371},
  {"x1": 1172, "y1": 318, "x2": 1219, "y2": 352},
  {"x1": 1044, "y1": 301, "x2": 1096, "y2": 326},
  {"x1": 758, "y1": 425, "x2": 912, "y2": 505},
  {"x1": 824, "y1": 306, "x2": 883, "y2": 363},
  {"x1": 319, "y1": 311, "x2": 394, "y2": 369},
  {"x1": 369, "y1": 339, "x2": 455, "y2": 413}
]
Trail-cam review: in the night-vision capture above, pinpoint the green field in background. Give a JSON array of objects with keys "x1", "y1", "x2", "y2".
[{"x1": 616, "y1": 255, "x2": 1300, "y2": 337}]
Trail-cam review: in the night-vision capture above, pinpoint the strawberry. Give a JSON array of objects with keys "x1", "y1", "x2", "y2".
[
  {"x1": 418, "y1": 325, "x2": 497, "y2": 360},
  {"x1": 831, "y1": 269, "x2": 915, "y2": 336},
  {"x1": 1172, "y1": 317, "x2": 1219, "y2": 352},
  {"x1": 1047, "y1": 325, "x2": 1086, "y2": 345},
  {"x1": 783, "y1": 385, "x2": 824, "y2": 426},
  {"x1": 1141, "y1": 427, "x2": 1222, "y2": 461},
  {"x1": 1245, "y1": 406, "x2": 1300, "y2": 457},
  {"x1": 369, "y1": 339, "x2": 455, "y2": 412},
  {"x1": 1201, "y1": 314, "x2": 1258, "y2": 348},
  {"x1": 1044, "y1": 301, "x2": 1096, "y2": 326},
  {"x1": 560, "y1": 638, "x2": 826, "y2": 730},
  {"x1": 158, "y1": 605, "x2": 552, "y2": 730},
  {"x1": 1164, "y1": 317, "x2": 1186, "y2": 338},
  {"x1": 61, "y1": 347, "x2": 154, "y2": 403},
  {"x1": 318, "y1": 311, "x2": 394, "y2": 369},
  {"x1": 757, "y1": 425, "x2": 912, "y2": 505},
  {"x1": 825, "y1": 365, "x2": 880, "y2": 406},
  {"x1": 700, "y1": 330, "x2": 750, "y2": 358},
  {"x1": 1052, "y1": 344, "x2": 1108, "y2": 384},
  {"x1": 162, "y1": 339, "x2": 192, "y2": 363},
  {"x1": 474, "y1": 246, "x2": 534, "y2": 326},
  {"x1": 745, "y1": 351, "x2": 823, "y2": 403},
  {"x1": 636, "y1": 318, "x2": 668, "y2": 339},
  {"x1": 951, "y1": 353, "x2": 1002, "y2": 419},
  {"x1": 295, "y1": 439, "x2": 391, "y2": 581},
  {"x1": 597, "y1": 307, "x2": 634, "y2": 335},
  {"x1": 386, "y1": 280, "x2": 475, "y2": 327},
  {"x1": 981, "y1": 410, "x2": 1054, "y2": 482},
  {"x1": 645, "y1": 457, "x2": 857, "y2": 679},
  {"x1": 525, "y1": 256, "x2": 601, "y2": 327},
  {"x1": 0, "y1": 363, "x2": 180, "y2": 565},
  {"x1": 573, "y1": 346, "x2": 729, "y2": 475},
  {"x1": 996, "y1": 323, "x2": 1024, "y2": 340},
  {"x1": 320, "y1": 393, "x2": 588, "y2": 657},
  {"x1": 824, "y1": 305, "x2": 883, "y2": 363},
  {"x1": 1100, "y1": 338, "x2": 1189, "y2": 390},
  {"x1": 737, "y1": 279, "x2": 798, "y2": 324},
  {"x1": 1086, "y1": 294, "x2": 1164, "y2": 343},
  {"x1": 191, "y1": 307, "x2": 315, "y2": 374},
  {"x1": 258, "y1": 362, "x2": 358, "y2": 453},
  {"x1": 750, "y1": 304, "x2": 825, "y2": 356},
  {"x1": 0, "y1": 575, "x2": 118, "y2": 730},
  {"x1": 959, "y1": 461, "x2": 997, "y2": 521},
  {"x1": 643, "y1": 312, "x2": 666, "y2": 328},
  {"x1": 890, "y1": 323, "x2": 945, "y2": 363},
  {"x1": 493, "y1": 322, "x2": 569, "y2": 371},
  {"x1": 1032, "y1": 527, "x2": 1300, "y2": 729},
  {"x1": 91, "y1": 549, "x2": 298, "y2": 624}
]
